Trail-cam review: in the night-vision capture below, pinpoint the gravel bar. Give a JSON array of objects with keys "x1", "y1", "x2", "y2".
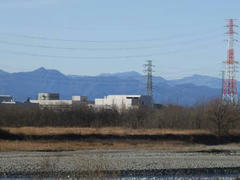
[{"x1": 1, "y1": 149, "x2": 240, "y2": 178}]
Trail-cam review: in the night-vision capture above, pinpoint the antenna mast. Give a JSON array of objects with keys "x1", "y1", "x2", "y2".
[
  {"x1": 222, "y1": 19, "x2": 238, "y2": 104},
  {"x1": 144, "y1": 60, "x2": 154, "y2": 106}
]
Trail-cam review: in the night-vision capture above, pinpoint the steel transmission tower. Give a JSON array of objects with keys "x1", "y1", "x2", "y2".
[
  {"x1": 222, "y1": 19, "x2": 238, "y2": 104},
  {"x1": 144, "y1": 60, "x2": 154, "y2": 106}
]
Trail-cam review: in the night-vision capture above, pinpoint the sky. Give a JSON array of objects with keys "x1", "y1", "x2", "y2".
[{"x1": 0, "y1": 0, "x2": 239, "y2": 79}]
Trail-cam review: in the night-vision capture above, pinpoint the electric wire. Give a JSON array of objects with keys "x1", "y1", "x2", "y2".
[
  {"x1": 0, "y1": 43, "x2": 218, "y2": 60},
  {"x1": 0, "y1": 27, "x2": 222, "y2": 43},
  {"x1": 0, "y1": 34, "x2": 222, "y2": 51},
  {"x1": 0, "y1": 35, "x2": 220, "y2": 59}
]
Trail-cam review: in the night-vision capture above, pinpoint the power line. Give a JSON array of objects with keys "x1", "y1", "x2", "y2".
[
  {"x1": 0, "y1": 40, "x2": 218, "y2": 60},
  {"x1": 0, "y1": 49, "x2": 167, "y2": 59},
  {"x1": 0, "y1": 27, "x2": 222, "y2": 43},
  {"x1": 0, "y1": 34, "x2": 222, "y2": 51}
]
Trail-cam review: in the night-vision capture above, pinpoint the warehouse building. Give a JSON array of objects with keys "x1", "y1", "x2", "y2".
[
  {"x1": 95, "y1": 95, "x2": 152, "y2": 110},
  {"x1": 0, "y1": 95, "x2": 16, "y2": 104},
  {"x1": 30, "y1": 93, "x2": 151, "y2": 110},
  {"x1": 38, "y1": 93, "x2": 59, "y2": 101},
  {"x1": 30, "y1": 93, "x2": 88, "y2": 109}
]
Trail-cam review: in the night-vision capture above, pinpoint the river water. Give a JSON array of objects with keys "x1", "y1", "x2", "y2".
[{"x1": 2, "y1": 174, "x2": 240, "y2": 180}]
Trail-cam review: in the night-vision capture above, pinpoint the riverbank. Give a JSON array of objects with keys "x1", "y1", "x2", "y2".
[
  {"x1": 1, "y1": 149, "x2": 240, "y2": 178},
  {"x1": 1, "y1": 127, "x2": 240, "y2": 151}
]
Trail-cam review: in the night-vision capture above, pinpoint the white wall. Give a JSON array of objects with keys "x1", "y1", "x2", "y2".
[
  {"x1": 72, "y1": 96, "x2": 87, "y2": 102},
  {"x1": 94, "y1": 95, "x2": 151, "y2": 110}
]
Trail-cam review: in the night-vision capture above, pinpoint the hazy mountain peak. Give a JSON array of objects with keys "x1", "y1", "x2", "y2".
[
  {"x1": 32, "y1": 67, "x2": 65, "y2": 77},
  {"x1": 0, "y1": 69, "x2": 9, "y2": 75},
  {"x1": 169, "y1": 74, "x2": 221, "y2": 89},
  {"x1": 32, "y1": 67, "x2": 47, "y2": 73},
  {"x1": 0, "y1": 67, "x2": 221, "y2": 105},
  {"x1": 190, "y1": 74, "x2": 217, "y2": 79}
]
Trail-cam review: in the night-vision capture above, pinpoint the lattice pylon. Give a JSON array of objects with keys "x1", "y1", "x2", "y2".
[
  {"x1": 222, "y1": 19, "x2": 238, "y2": 104},
  {"x1": 144, "y1": 60, "x2": 154, "y2": 106}
]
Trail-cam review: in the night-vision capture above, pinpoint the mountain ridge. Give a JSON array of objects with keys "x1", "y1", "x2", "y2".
[{"x1": 0, "y1": 68, "x2": 221, "y2": 105}]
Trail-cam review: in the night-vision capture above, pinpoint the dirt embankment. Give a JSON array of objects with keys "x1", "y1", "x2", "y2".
[{"x1": 1, "y1": 127, "x2": 240, "y2": 151}]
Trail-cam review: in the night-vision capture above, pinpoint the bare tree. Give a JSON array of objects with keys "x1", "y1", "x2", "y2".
[{"x1": 206, "y1": 99, "x2": 238, "y2": 137}]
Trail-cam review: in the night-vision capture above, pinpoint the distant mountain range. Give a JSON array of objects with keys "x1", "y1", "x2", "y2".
[{"x1": 0, "y1": 67, "x2": 224, "y2": 106}]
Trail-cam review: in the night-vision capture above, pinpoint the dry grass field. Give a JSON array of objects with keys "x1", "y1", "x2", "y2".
[
  {"x1": 0, "y1": 140, "x2": 203, "y2": 152},
  {"x1": 3, "y1": 127, "x2": 211, "y2": 136},
  {"x1": 1, "y1": 127, "x2": 240, "y2": 151},
  {"x1": 0, "y1": 127, "x2": 209, "y2": 151}
]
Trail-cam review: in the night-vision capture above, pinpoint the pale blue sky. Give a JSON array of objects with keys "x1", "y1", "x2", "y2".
[{"x1": 0, "y1": 0, "x2": 239, "y2": 79}]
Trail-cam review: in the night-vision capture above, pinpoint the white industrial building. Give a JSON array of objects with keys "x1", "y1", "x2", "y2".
[
  {"x1": 38, "y1": 93, "x2": 59, "y2": 101},
  {"x1": 0, "y1": 95, "x2": 16, "y2": 104},
  {"x1": 29, "y1": 93, "x2": 151, "y2": 110},
  {"x1": 72, "y1": 96, "x2": 87, "y2": 102},
  {"x1": 95, "y1": 95, "x2": 152, "y2": 110},
  {"x1": 30, "y1": 93, "x2": 88, "y2": 108}
]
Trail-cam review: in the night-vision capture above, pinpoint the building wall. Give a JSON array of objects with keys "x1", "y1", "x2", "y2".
[
  {"x1": 38, "y1": 93, "x2": 60, "y2": 100},
  {"x1": 38, "y1": 100, "x2": 72, "y2": 105},
  {"x1": 139, "y1": 95, "x2": 152, "y2": 107},
  {"x1": 72, "y1": 96, "x2": 87, "y2": 102},
  {"x1": 94, "y1": 95, "x2": 151, "y2": 110},
  {"x1": 0, "y1": 95, "x2": 14, "y2": 103},
  {"x1": 30, "y1": 94, "x2": 89, "y2": 110}
]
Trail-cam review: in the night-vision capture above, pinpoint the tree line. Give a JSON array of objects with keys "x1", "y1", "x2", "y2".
[{"x1": 0, "y1": 99, "x2": 239, "y2": 136}]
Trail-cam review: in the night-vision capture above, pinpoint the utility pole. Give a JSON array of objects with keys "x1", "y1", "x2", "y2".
[
  {"x1": 222, "y1": 19, "x2": 238, "y2": 104},
  {"x1": 144, "y1": 60, "x2": 154, "y2": 107}
]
